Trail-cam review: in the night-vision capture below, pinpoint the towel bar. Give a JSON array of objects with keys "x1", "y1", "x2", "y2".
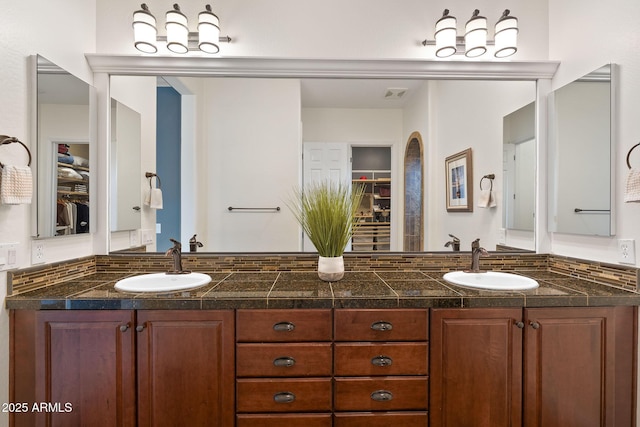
[
  {"x1": 228, "y1": 206, "x2": 281, "y2": 212},
  {"x1": 0, "y1": 135, "x2": 32, "y2": 167}
]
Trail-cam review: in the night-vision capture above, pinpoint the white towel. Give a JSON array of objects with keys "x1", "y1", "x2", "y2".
[
  {"x1": 624, "y1": 169, "x2": 640, "y2": 203},
  {"x1": 149, "y1": 188, "x2": 163, "y2": 209},
  {"x1": 0, "y1": 165, "x2": 33, "y2": 205},
  {"x1": 477, "y1": 189, "x2": 496, "y2": 208},
  {"x1": 144, "y1": 188, "x2": 151, "y2": 206}
]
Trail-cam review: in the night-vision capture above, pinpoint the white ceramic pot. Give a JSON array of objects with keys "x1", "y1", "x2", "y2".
[{"x1": 317, "y1": 255, "x2": 345, "y2": 282}]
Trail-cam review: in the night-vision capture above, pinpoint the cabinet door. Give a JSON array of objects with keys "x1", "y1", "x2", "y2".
[
  {"x1": 11, "y1": 310, "x2": 136, "y2": 427},
  {"x1": 430, "y1": 308, "x2": 523, "y2": 427},
  {"x1": 136, "y1": 310, "x2": 234, "y2": 427},
  {"x1": 524, "y1": 306, "x2": 636, "y2": 427}
]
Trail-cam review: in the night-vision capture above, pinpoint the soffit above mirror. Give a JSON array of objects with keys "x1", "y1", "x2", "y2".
[{"x1": 86, "y1": 54, "x2": 559, "y2": 80}]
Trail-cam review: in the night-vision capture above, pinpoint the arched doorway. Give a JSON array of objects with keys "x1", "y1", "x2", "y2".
[{"x1": 404, "y1": 132, "x2": 424, "y2": 251}]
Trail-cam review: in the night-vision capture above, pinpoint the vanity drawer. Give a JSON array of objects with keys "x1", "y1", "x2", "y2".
[
  {"x1": 334, "y1": 411, "x2": 429, "y2": 427},
  {"x1": 237, "y1": 378, "x2": 332, "y2": 413},
  {"x1": 334, "y1": 377, "x2": 428, "y2": 411},
  {"x1": 237, "y1": 413, "x2": 332, "y2": 427},
  {"x1": 237, "y1": 343, "x2": 333, "y2": 377},
  {"x1": 334, "y1": 343, "x2": 428, "y2": 376},
  {"x1": 237, "y1": 309, "x2": 332, "y2": 342},
  {"x1": 334, "y1": 309, "x2": 428, "y2": 342}
]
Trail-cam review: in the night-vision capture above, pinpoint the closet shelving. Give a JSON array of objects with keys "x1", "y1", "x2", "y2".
[
  {"x1": 352, "y1": 170, "x2": 391, "y2": 251},
  {"x1": 57, "y1": 161, "x2": 90, "y2": 235}
]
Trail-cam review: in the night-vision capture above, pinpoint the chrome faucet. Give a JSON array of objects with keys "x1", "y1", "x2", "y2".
[
  {"x1": 165, "y1": 238, "x2": 190, "y2": 274},
  {"x1": 444, "y1": 234, "x2": 461, "y2": 251},
  {"x1": 470, "y1": 246, "x2": 489, "y2": 273}
]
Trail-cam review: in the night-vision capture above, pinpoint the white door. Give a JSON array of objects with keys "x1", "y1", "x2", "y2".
[{"x1": 302, "y1": 142, "x2": 351, "y2": 251}]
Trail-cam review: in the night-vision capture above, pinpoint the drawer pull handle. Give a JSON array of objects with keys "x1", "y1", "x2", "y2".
[
  {"x1": 371, "y1": 355, "x2": 393, "y2": 367},
  {"x1": 273, "y1": 392, "x2": 296, "y2": 404},
  {"x1": 273, "y1": 357, "x2": 296, "y2": 368},
  {"x1": 371, "y1": 321, "x2": 393, "y2": 332},
  {"x1": 371, "y1": 390, "x2": 393, "y2": 402},
  {"x1": 273, "y1": 321, "x2": 296, "y2": 332}
]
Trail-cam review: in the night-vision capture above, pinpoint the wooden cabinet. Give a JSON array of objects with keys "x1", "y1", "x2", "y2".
[
  {"x1": 10, "y1": 310, "x2": 136, "y2": 427},
  {"x1": 334, "y1": 309, "x2": 429, "y2": 423},
  {"x1": 430, "y1": 306, "x2": 636, "y2": 427},
  {"x1": 236, "y1": 309, "x2": 333, "y2": 426},
  {"x1": 136, "y1": 310, "x2": 235, "y2": 427},
  {"x1": 10, "y1": 309, "x2": 234, "y2": 427}
]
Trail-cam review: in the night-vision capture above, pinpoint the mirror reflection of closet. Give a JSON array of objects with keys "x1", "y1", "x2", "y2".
[
  {"x1": 56, "y1": 143, "x2": 90, "y2": 235},
  {"x1": 33, "y1": 55, "x2": 95, "y2": 238}
]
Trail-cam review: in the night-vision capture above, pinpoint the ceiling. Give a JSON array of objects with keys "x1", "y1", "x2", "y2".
[{"x1": 300, "y1": 78, "x2": 425, "y2": 109}]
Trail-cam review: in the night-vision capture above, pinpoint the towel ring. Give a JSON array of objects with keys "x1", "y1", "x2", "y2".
[
  {"x1": 626, "y1": 142, "x2": 640, "y2": 169},
  {"x1": 145, "y1": 172, "x2": 161, "y2": 189},
  {"x1": 479, "y1": 174, "x2": 495, "y2": 191},
  {"x1": 0, "y1": 135, "x2": 32, "y2": 168}
]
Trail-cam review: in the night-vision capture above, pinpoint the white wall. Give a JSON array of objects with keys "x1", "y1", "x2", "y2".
[
  {"x1": 204, "y1": 78, "x2": 302, "y2": 251},
  {"x1": 96, "y1": 0, "x2": 549, "y2": 60},
  {"x1": 548, "y1": 0, "x2": 640, "y2": 265}
]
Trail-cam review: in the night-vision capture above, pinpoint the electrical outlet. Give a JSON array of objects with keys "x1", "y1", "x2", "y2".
[
  {"x1": 618, "y1": 239, "x2": 636, "y2": 265},
  {"x1": 129, "y1": 230, "x2": 139, "y2": 247},
  {"x1": 32, "y1": 242, "x2": 46, "y2": 265}
]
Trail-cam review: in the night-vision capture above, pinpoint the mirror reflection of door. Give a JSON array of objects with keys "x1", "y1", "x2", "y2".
[{"x1": 403, "y1": 132, "x2": 424, "y2": 251}]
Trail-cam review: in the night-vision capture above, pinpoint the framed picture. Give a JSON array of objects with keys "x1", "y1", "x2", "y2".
[{"x1": 445, "y1": 148, "x2": 473, "y2": 212}]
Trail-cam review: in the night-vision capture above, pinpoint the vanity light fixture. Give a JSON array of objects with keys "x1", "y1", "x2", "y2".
[
  {"x1": 422, "y1": 9, "x2": 518, "y2": 59},
  {"x1": 133, "y1": 4, "x2": 158, "y2": 53},
  {"x1": 464, "y1": 10, "x2": 487, "y2": 58},
  {"x1": 434, "y1": 9, "x2": 457, "y2": 58},
  {"x1": 133, "y1": 3, "x2": 231, "y2": 54},
  {"x1": 494, "y1": 10, "x2": 518, "y2": 58}
]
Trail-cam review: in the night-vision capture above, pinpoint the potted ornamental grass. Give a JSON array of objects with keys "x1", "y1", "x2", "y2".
[{"x1": 287, "y1": 180, "x2": 365, "y2": 281}]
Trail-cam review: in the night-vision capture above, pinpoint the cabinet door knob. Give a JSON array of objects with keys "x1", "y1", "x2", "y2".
[
  {"x1": 273, "y1": 392, "x2": 296, "y2": 404},
  {"x1": 370, "y1": 390, "x2": 393, "y2": 402},
  {"x1": 273, "y1": 321, "x2": 295, "y2": 332},
  {"x1": 273, "y1": 357, "x2": 296, "y2": 368},
  {"x1": 370, "y1": 321, "x2": 393, "y2": 332},
  {"x1": 136, "y1": 324, "x2": 146, "y2": 332},
  {"x1": 530, "y1": 321, "x2": 540, "y2": 329},
  {"x1": 119, "y1": 324, "x2": 130, "y2": 332},
  {"x1": 515, "y1": 321, "x2": 525, "y2": 329},
  {"x1": 371, "y1": 355, "x2": 393, "y2": 367}
]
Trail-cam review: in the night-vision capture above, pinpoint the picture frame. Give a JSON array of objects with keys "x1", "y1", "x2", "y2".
[{"x1": 445, "y1": 148, "x2": 473, "y2": 212}]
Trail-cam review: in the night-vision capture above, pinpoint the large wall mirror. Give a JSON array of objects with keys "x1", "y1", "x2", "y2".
[
  {"x1": 32, "y1": 55, "x2": 96, "y2": 238},
  {"x1": 548, "y1": 64, "x2": 615, "y2": 236},
  {"x1": 108, "y1": 74, "x2": 536, "y2": 254}
]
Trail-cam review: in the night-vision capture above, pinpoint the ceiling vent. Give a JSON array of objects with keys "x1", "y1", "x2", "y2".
[{"x1": 383, "y1": 88, "x2": 408, "y2": 100}]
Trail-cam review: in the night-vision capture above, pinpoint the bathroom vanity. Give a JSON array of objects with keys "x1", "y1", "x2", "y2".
[{"x1": 7, "y1": 253, "x2": 640, "y2": 427}]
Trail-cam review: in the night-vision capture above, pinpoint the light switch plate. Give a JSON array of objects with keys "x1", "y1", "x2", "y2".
[{"x1": 0, "y1": 242, "x2": 18, "y2": 271}]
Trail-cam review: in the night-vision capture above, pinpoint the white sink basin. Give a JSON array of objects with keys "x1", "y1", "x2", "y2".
[
  {"x1": 443, "y1": 271, "x2": 539, "y2": 291},
  {"x1": 114, "y1": 272, "x2": 212, "y2": 293}
]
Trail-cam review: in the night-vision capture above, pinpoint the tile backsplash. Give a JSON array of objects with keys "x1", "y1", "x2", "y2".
[{"x1": 7, "y1": 252, "x2": 638, "y2": 296}]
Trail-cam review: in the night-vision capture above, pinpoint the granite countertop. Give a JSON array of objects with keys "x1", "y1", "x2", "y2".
[{"x1": 6, "y1": 269, "x2": 640, "y2": 310}]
